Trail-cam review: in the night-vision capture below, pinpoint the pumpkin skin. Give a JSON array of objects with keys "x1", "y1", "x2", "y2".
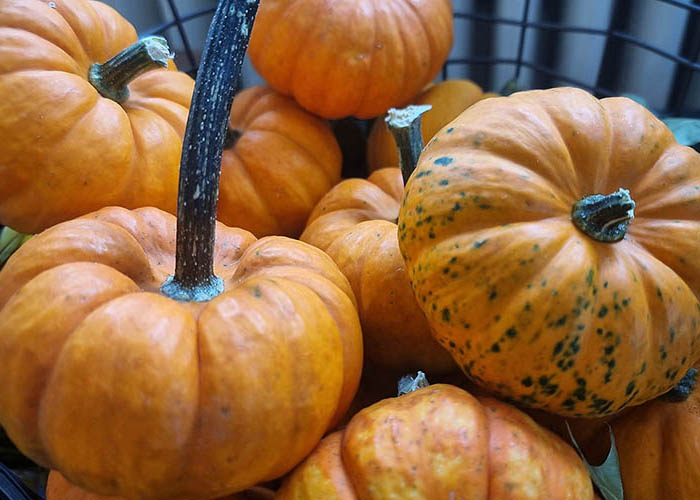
[
  {"x1": 277, "y1": 384, "x2": 595, "y2": 499},
  {"x1": 398, "y1": 87, "x2": 700, "y2": 417},
  {"x1": 46, "y1": 471, "x2": 276, "y2": 500},
  {"x1": 367, "y1": 79, "x2": 496, "y2": 172},
  {"x1": 219, "y1": 85, "x2": 342, "y2": 237},
  {"x1": 301, "y1": 168, "x2": 455, "y2": 373},
  {"x1": 248, "y1": 0, "x2": 454, "y2": 120},
  {"x1": 0, "y1": 0, "x2": 194, "y2": 233},
  {"x1": 0, "y1": 206, "x2": 363, "y2": 500}
]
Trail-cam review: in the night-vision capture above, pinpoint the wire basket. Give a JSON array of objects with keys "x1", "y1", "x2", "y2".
[{"x1": 146, "y1": 0, "x2": 700, "y2": 117}]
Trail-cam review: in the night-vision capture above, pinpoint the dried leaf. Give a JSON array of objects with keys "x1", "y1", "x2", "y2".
[{"x1": 566, "y1": 422, "x2": 624, "y2": 500}]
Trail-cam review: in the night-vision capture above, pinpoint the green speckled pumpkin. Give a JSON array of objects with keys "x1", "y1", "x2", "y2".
[{"x1": 398, "y1": 87, "x2": 700, "y2": 417}]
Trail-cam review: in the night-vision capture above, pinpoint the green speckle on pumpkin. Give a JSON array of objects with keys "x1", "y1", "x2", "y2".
[
  {"x1": 439, "y1": 179, "x2": 449, "y2": 186},
  {"x1": 442, "y1": 308, "x2": 451, "y2": 322},
  {"x1": 473, "y1": 239, "x2": 488, "y2": 248},
  {"x1": 598, "y1": 305, "x2": 608, "y2": 318},
  {"x1": 505, "y1": 327, "x2": 517, "y2": 338},
  {"x1": 434, "y1": 156, "x2": 453, "y2": 166},
  {"x1": 416, "y1": 170, "x2": 433, "y2": 178},
  {"x1": 491, "y1": 343, "x2": 501, "y2": 352}
]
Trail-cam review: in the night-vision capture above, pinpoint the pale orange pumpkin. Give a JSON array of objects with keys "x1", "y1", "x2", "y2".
[{"x1": 248, "y1": 0, "x2": 454, "y2": 119}]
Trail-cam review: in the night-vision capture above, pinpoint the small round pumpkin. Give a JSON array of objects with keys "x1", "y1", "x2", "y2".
[
  {"x1": 45, "y1": 471, "x2": 276, "y2": 500},
  {"x1": 0, "y1": 7, "x2": 350, "y2": 499},
  {"x1": 248, "y1": 0, "x2": 454, "y2": 120},
  {"x1": 219, "y1": 85, "x2": 342, "y2": 237},
  {"x1": 0, "y1": 0, "x2": 194, "y2": 233},
  {"x1": 277, "y1": 383, "x2": 595, "y2": 499},
  {"x1": 0, "y1": 206, "x2": 362, "y2": 500},
  {"x1": 367, "y1": 79, "x2": 496, "y2": 172},
  {"x1": 399, "y1": 87, "x2": 700, "y2": 417},
  {"x1": 301, "y1": 167, "x2": 455, "y2": 373}
]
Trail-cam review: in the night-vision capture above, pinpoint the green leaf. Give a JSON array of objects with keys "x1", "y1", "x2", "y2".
[
  {"x1": 566, "y1": 422, "x2": 624, "y2": 500},
  {"x1": 662, "y1": 118, "x2": 700, "y2": 147},
  {"x1": 0, "y1": 227, "x2": 31, "y2": 266}
]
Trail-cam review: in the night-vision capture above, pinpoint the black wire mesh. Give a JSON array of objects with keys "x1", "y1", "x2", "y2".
[{"x1": 143, "y1": 0, "x2": 700, "y2": 117}]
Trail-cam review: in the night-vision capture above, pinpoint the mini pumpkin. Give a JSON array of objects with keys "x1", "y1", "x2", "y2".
[
  {"x1": 0, "y1": 0, "x2": 194, "y2": 233},
  {"x1": 248, "y1": 0, "x2": 454, "y2": 119},
  {"x1": 277, "y1": 382, "x2": 595, "y2": 499},
  {"x1": 0, "y1": 3, "x2": 362, "y2": 499},
  {"x1": 219, "y1": 85, "x2": 342, "y2": 237},
  {"x1": 46, "y1": 471, "x2": 276, "y2": 500},
  {"x1": 301, "y1": 107, "x2": 455, "y2": 373},
  {"x1": 399, "y1": 87, "x2": 700, "y2": 417},
  {"x1": 367, "y1": 79, "x2": 496, "y2": 172}
]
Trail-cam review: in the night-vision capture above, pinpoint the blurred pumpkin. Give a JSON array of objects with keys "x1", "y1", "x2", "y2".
[
  {"x1": 248, "y1": 0, "x2": 454, "y2": 119},
  {"x1": 399, "y1": 87, "x2": 700, "y2": 417},
  {"x1": 46, "y1": 471, "x2": 275, "y2": 500}
]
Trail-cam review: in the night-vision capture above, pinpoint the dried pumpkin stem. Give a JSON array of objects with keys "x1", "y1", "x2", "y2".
[
  {"x1": 660, "y1": 367, "x2": 698, "y2": 402},
  {"x1": 88, "y1": 36, "x2": 171, "y2": 103},
  {"x1": 386, "y1": 105, "x2": 432, "y2": 185},
  {"x1": 571, "y1": 188, "x2": 635, "y2": 243},
  {"x1": 397, "y1": 371, "x2": 430, "y2": 396},
  {"x1": 161, "y1": 0, "x2": 260, "y2": 302}
]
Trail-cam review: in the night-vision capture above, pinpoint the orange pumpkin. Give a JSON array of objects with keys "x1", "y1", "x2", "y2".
[
  {"x1": 0, "y1": 206, "x2": 362, "y2": 499},
  {"x1": 277, "y1": 383, "x2": 595, "y2": 499},
  {"x1": 399, "y1": 87, "x2": 700, "y2": 417},
  {"x1": 0, "y1": 0, "x2": 194, "y2": 233},
  {"x1": 367, "y1": 79, "x2": 496, "y2": 172},
  {"x1": 45, "y1": 471, "x2": 275, "y2": 500},
  {"x1": 248, "y1": 0, "x2": 454, "y2": 119},
  {"x1": 564, "y1": 367, "x2": 700, "y2": 500},
  {"x1": 301, "y1": 107, "x2": 455, "y2": 373},
  {"x1": 219, "y1": 85, "x2": 341, "y2": 237},
  {"x1": 0, "y1": 3, "x2": 362, "y2": 499}
]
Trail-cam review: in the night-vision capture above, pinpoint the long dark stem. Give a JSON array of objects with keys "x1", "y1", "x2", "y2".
[
  {"x1": 88, "y1": 36, "x2": 171, "y2": 103},
  {"x1": 161, "y1": 0, "x2": 260, "y2": 302},
  {"x1": 386, "y1": 105, "x2": 432, "y2": 185}
]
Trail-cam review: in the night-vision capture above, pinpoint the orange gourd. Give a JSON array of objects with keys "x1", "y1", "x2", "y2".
[
  {"x1": 399, "y1": 87, "x2": 700, "y2": 417},
  {"x1": 277, "y1": 383, "x2": 595, "y2": 499},
  {"x1": 301, "y1": 107, "x2": 454, "y2": 373},
  {"x1": 219, "y1": 85, "x2": 341, "y2": 237},
  {"x1": 0, "y1": 0, "x2": 193, "y2": 233},
  {"x1": 0, "y1": 4, "x2": 362, "y2": 499},
  {"x1": 367, "y1": 79, "x2": 496, "y2": 172},
  {"x1": 45, "y1": 471, "x2": 275, "y2": 500},
  {"x1": 248, "y1": 0, "x2": 454, "y2": 120}
]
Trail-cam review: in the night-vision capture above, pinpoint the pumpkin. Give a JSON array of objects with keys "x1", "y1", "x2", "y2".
[
  {"x1": 46, "y1": 471, "x2": 276, "y2": 500},
  {"x1": 367, "y1": 79, "x2": 496, "y2": 172},
  {"x1": 301, "y1": 106, "x2": 455, "y2": 373},
  {"x1": 0, "y1": 3, "x2": 363, "y2": 499},
  {"x1": 219, "y1": 85, "x2": 342, "y2": 237},
  {"x1": 398, "y1": 87, "x2": 700, "y2": 417},
  {"x1": 248, "y1": 0, "x2": 454, "y2": 120},
  {"x1": 560, "y1": 367, "x2": 700, "y2": 500},
  {"x1": 0, "y1": 0, "x2": 194, "y2": 234},
  {"x1": 277, "y1": 382, "x2": 595, "y2": 499}
]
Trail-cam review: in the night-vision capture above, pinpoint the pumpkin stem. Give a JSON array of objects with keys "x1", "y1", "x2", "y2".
[
  {"x1": 571, "y1": 188, "x2": 635, "y2": 243},
  {"x1": 386, "y1": 105, "x2": 432, "y2": 185},
  {"x1": 660, "y1": 367, "x2": 698, "y2": 402},
  {"x1": 397, "y1": 371, "x2": 430, "y2": 396},
  {"x1": 160, "y1": 0, "x2": 260, "y2": 302},
  {"x1": 88, "y1": 36, "x2": 172, "y2": 103}
]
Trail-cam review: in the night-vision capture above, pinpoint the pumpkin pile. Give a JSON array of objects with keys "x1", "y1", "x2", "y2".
[{"x1": 2, "y1": 1, "x2": 700, "y2": 500}]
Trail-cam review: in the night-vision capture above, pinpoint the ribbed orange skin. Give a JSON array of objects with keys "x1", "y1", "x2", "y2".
[
  {"x1": 220, "y1": 86, "x2": 342, "y2": 237},
  {"x1": 0, "y1": 206, "x2": 363, "y2": 500},
  {"x1": 46, "y1": 471, "x2": 276, "y2": 500},
  {"x1": 367, "y1": 79, "x2": 496, "y2": 172},
  {"x1": 301, "y1": 168, "x2": 455, "y2": 373},
  {"x1": 277, "y1": 385, "x2": 594, "y2": 499},
  {"x1": 399, "y1": 87, "x2": 700, "y2": 417},
  {"x1": 0, "y1": 0, "x2": 194, "y2": 233},
  {"x1": 248, "y1": 0, "x2": 454, "y2": 120}
]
